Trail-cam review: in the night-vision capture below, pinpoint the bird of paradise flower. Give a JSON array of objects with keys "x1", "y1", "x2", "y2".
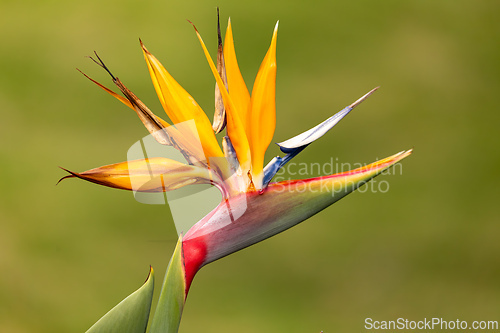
[{"x1": 60, "y1": 12, "x2": 412, "y2": 333}]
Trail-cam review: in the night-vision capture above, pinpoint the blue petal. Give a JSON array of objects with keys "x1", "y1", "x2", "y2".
[
  {"x1": 263, "y1": 156, "x2": 282, "y2": 186},
  {"x1": 276, "y1": 106, "x2": 351, "y2": 153},
  {"x1": 263, "y1": 146, "x2": 306, "y2": 187},
  {"x1": 262, "y1": 87, "x2": 379, "y2": 187}
]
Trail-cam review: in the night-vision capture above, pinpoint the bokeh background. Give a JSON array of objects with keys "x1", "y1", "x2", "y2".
[{"x1": 1, "y1": 0, "x2": 499, "y2": 332}]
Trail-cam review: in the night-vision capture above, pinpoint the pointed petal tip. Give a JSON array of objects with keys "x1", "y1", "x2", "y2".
[
  {"x1": 145, "y1": 265, "x2": 154, "y2": 282},
  {"x1": 187, "y1": 19, "x2": 199, "y2": 33},
  {"x1": 56, "y1": 175, "x2": 72, "y2": 185},
  {"x1": 88, "y1": 51, "x2": 116, "y2": 80},
  {"x1": 400, "y1": 148, "x2": 413, "y2": 159},
  {"x1": 349, "y1": 86, "x2": 380, "y2": 109},
  {"x1": 272, "y1": 21, "x2": 279, "y2": 38},
  {"x1": 395, "y1": 148, "x2": 413, "y2": 158},
  {"x1": 56, "y1": 167, "x2": 77, "y2": 185},
  {"x1": 139, "y1": 38, "x2": 149, "y2": 52},
  {"x1": 217, "y1": 8, "x2": 222, "y2": 46},
  {"x1": 377, "y1": 148, "x2": 413, "y2": 167},
  {"x1": 140, "y1": 39, "x2": 155, "y2": 58},
  {"x1": 76, "y1": 67, "x2": 93, "y2": 80}
]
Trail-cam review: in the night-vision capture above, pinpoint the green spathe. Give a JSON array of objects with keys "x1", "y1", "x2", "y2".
[
  {"x1": 84, "y1": 236, "x2": 186, "y2": 333},
  {"x1": 85, "y1": 267, "x2": 154, "y2": 333}
]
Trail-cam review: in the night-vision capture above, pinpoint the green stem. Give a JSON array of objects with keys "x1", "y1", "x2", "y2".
[{"x1": 149, "y1": 235, "x2": 186, "y2": 333}]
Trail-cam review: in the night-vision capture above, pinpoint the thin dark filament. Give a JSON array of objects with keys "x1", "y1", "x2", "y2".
[{"x1": 87, "y1": 51, "x2": 116, "y2": 80}]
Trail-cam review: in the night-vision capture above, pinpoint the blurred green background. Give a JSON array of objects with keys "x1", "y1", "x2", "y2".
[{"x1": 1, "y1": 0, "x2": 499, "y2": 332}]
